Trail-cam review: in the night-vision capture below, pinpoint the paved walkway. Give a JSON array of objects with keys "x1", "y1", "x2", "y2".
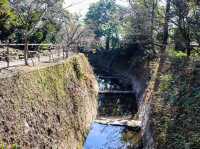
[
  {"x1": 0, "y1": 51, "x2": 63, "y2": 69},
  {"x1": 0, "y1": 51, "x2": 74, "y2": 78}
]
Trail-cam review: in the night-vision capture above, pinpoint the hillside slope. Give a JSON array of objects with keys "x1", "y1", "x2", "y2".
[{"x1": 151, "y1": 53, "x2": 200, "y2": 149}]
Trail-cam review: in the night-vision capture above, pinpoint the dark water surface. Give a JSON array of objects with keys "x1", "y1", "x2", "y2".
[
  {"x1": 84, "y1": 77, "x2": 140, "y2": 149},
  {"x1": 98, "y1": 94, "x2": 137, "y2": 117}
]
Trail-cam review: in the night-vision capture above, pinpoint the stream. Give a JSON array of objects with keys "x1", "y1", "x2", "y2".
[{"x1": 84, "y1": 76, "x2": 141, "y2": 149}]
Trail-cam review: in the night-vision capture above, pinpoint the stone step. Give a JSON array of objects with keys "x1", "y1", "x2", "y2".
[
  {"x1": 95, "y1": 117, "x2": 141, "y2": 129},
  {"x1": 99, "y1": 90, "x2": 134, "y2": 94}
]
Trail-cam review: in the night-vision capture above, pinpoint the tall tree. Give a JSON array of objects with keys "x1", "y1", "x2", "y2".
[
  {"x1": 189, "y1": 2, "x2": 200, "y2": 46},
  {"x1": 0, "y1": 0, "x2": 16, "y2": 41},
  {"x1": 162, "y1": 0, "x2": 171, "y2": 53},
  {"x1": 59, "y1": 15, "x2": 86, "y2": 56},
  {"x1": 125, "y1": 0, "x2": 155, "y2": 58},
  {"x1": 10, "y1": 0, "x2": 65, "y2": 65},
  {"x1": 171, "y1": 0, "x2": 192, "y2": 56},
  {"x1": 85, "y1": 0, "x2": 118, "y2": 50}
]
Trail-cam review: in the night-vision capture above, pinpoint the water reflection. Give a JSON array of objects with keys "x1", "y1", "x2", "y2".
[
  {"x1": 98, "y1": 94, "x2": 137, "y2": 116},
  {"x1": 98, "y1": 77, "x2": 137, "y2": 116},
  {"x1": 84, "y1": 123, "x2": 139, "y2": 149},
  {"x1": 97, "y1": 77, "x2": 131, "y2": 91},
  {"x1": 84, "y1": 77, "x2": 140, "y2": 149}
]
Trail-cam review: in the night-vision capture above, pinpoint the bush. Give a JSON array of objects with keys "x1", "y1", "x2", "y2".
[
  {"x1": 160, "y1": 74, "x2": 173, "y2": 92},
  {"x1": 167, "y1": 48, "x2": 187, "y2": 60}
]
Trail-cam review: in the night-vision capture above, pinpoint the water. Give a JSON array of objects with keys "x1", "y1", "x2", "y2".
[
  {"x1": 97, "y1": 77, "x2": 131, "y2": 91},
  {"x1": 98, "y1": 77, "x2": 137, "y2": 117},
  {"x1": 84, "y1": 77, "x2": 140, "y2": 149},
  {"x1": 84, "y1": 123, "x2": 139, "y2": 149},
  {"x1": 99, "y1": 94, "x2": 137, "y2": 117}
]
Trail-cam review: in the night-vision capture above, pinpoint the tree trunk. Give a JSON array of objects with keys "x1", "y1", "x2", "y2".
[
  {"x1": 150, "y1": 0, "x2": 157, "y2": 51},
  {"x1": 186, "y1": 41, "x2": 191, "y2": 57},
  {"x1": 106, "y1": 36, "x2": 110, "y2": 50},
  {"x1": 6, "y1": 43, "x2": 9, "y2": 68},
  {"x1": 24, "y1": 33, "x2": 29, "y2": 65},
  {"x1": 161, "y1": 0, "x2": 171, "y2": 53},
  {"x1": 154, "y1": 0, "x2": 172, "y2": 96},
  {"x1": 186, "y1": 27, "x2": 191, "y2": 57},
  {"x1": 157, "y1": 0, "x2": 171, "y2": 76}
]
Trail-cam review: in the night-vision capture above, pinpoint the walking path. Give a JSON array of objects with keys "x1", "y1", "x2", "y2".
[{"x1": 0, "y1": 51, "x2": 74, "y2": 78}]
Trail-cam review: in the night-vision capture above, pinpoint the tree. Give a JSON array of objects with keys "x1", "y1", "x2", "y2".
[
  {"x1": 162, "y1": 0, "x2": 171, "y2": 52},
  {"x1": 124, "y1": 0, "x2": 156, "y2": 58},
  {"x1": 169, "y1": 0, "x2": 200, "y2": 56},
  {"x1": 171, "y1": 0, "x2": 192, "y2": 56},
  {"x1": 59, "y1": 15, "x2": 86, "y2": 57},
  {"x1": 0, "y1": 0, "x2": 16, "y2": 42},
  {"x1": 85, "y1": 0, "x2": 119, "y2": 50},
  {"x1": 187, "y1": 1, "x2": 200, "y2": 50},
  {"x1": 10, "y1": 0, "x2": 65, "y2": 65}
]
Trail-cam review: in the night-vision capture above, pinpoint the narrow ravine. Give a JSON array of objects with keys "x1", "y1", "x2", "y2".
[{"x1": 84, "y1": 75, "x2": 142, "y2": 149}]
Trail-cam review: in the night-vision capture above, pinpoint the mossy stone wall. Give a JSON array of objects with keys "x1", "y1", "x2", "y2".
[{"x1": 0, "y1": 54, "x2": 98, "y2": 149}]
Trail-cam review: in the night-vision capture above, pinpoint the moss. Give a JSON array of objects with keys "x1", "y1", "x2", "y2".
[{"x1": 0, "y1": 54, "x2": 98, "y2": 148}]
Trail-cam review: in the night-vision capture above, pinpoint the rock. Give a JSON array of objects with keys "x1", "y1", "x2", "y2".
[{"x1": 94, "y1": 117, "x2": 141, "y2": 129}]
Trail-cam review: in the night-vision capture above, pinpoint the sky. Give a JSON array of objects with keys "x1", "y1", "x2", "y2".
[{"x1": 64, "y1": 0, "x2": 129, "y2": 17}]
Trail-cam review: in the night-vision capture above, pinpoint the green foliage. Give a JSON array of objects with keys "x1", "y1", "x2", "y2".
[
  {"x1": 159, "y1": 74, "x2": 173, "y2": 92},
  {"x1": 0, "y1": 144, "x2": 20, "y2": 149},
  {"x1": 174, "y1": 51, "x2": 187, "y2": 59},
  {"x1": 0, "y1": 0, "x2": 16, "y2": 41},
  {"x1": 34, "y1": 32, "x2": 43, "y2": 41},
  {"x1": 12, "y1": 144, "x2": 20, "y2": 149},
  {"x1": 167, "y1": 48, "x2": 187, "y2": 60},
  {"x1": 121, "y1": 0, "x2": 155, "y2": 59},
  {"x1": 85, "y1": 0, "x2": 120, "y2": 49},
  {"x1": 153, "y1": 55, "x2": 200, "y2": 148},
  {"x1": 8, "y1": 0, "x2": 67, "y2": 45}
]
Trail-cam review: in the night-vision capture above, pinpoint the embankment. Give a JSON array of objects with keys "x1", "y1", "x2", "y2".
[
  {"x1": 89, "y1": 49, "x2": 200, "y2": 148},
  {"x1": 0, "y1": 54, "x2": 98, "y2": 149}
]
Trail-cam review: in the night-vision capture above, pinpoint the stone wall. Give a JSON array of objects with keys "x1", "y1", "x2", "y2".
[{"x1": 0, "y1": 54, "x2": 98, "y2": 149}]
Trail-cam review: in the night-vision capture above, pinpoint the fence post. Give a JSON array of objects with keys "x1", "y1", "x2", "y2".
[
  {"x1": 62, "y1": 45, "x2": 65, "y2": 59},
  {"x1": 6, "y1": 42, "x2": 9, "y2": 68},
  {"x1": 48, "y1": 46, "x2": 54, "y2": 62},
  {"x1": 57, "y1": 45, "x2": 61, "y2": 60},
  {"x1": 30, "y1": 51, "x2": 35, "y2": 67}
]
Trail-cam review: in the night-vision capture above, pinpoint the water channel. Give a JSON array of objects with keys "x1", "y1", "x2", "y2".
[{"x1": 84, "y1": 76, "x2": 141, "y2": 149}]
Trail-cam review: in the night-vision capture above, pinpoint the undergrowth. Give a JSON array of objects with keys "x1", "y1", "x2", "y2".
[{"x1": 152, "y1": 48, "x2": 200, "y2": 149}]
